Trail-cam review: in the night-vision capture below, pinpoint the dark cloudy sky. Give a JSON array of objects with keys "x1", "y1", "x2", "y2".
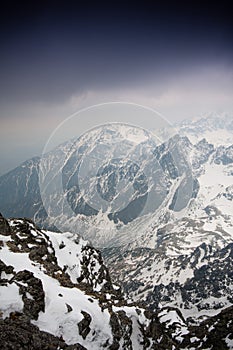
[{"x1": 0, "y1": 0, "x2": 233, "y2": 175}]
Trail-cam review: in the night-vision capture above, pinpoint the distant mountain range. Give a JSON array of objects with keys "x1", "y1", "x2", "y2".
[
  {"x1": 0, "y1": 119, "x2": 196, "y2": 245},
  {"x1": 103, "y1": 112, "x2": 233, "y2": 322},
  {"x1": 0, "y1": 112, "x2": 233, "y2": 348}
]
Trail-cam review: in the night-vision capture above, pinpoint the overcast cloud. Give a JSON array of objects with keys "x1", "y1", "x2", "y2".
[{"x1": 0, "y1": 1, "x2": 232, "y2": 175}]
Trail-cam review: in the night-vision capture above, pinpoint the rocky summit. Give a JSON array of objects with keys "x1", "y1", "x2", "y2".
[{"x1": 0, "y1": 213, "x2": 233, "y2": 349}]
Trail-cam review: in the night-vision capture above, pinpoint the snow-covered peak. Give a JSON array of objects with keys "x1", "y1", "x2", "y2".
[{"x1": 178, "y1": 112, "x2": 233, "y2": 146}]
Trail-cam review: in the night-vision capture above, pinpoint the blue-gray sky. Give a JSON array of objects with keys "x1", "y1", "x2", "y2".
[{"x1": 0, "y1": 0, "x2": 233, "y2": 175}]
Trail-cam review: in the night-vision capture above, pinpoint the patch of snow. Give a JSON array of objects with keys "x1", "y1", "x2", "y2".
[{"x1": 0, "y1": 283, "x2": 24, "y2": 318}]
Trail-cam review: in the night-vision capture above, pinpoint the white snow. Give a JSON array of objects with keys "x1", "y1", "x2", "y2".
[
  {"x1": 47, "y1": 231, "x2": 84, "y2": 284},
  {"x1": 0, "y1": 233, "x2": 113, "y2": 348},
  {"x1": 0, "y1": 283, "x2": 24, "y2": 318},
  {"x1": 225, "y1": 334, "x2": 233, "y2": 349}
]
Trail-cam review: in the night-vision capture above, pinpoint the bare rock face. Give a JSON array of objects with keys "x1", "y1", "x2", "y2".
[
  {"x1": 78, "y1": 311, "x2": 92, "y2": 340},
  {"x1": 0, "y1": 314, "x2": 86, "y2": 350},
  {"x1": 0, "y1": 213, "x2": 11, "y2": 235},
  {"x1": 13, "y1": 270, "x2": 45, "y2": 320}
]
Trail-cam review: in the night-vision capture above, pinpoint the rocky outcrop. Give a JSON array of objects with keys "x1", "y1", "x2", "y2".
[
  {"x1": 78, "y1": 311, "x2": 92, "y2": 340},
  {"x1": 13, "y1": 270, "x2": 45, "y2": 320},
  {"x1": 0, "y1": 215, "x2": 178, "y2": 349},
  {"x1": 1, "y1": 214, "x2": 233, "y2": 348},
  {"x1": 181, "y1": 305, "x2": 233, "y2": 349},
  {"x1": 0, "y1": 314, "x2": 86, "y2": 350},
  {"x1": 0, "y1": 213, "x2": 11, "y2": 235}
]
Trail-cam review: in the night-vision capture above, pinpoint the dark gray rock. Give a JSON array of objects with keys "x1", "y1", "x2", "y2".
[
  {"x1": 0, "y1": 213, "x2": 11, "y2": 235},
  {"x1": 0, "y1": 314, "x2": 86, "y2": 350},
  {"x1": 78, "y1": 311, "x2": 92, "y2": 339}
]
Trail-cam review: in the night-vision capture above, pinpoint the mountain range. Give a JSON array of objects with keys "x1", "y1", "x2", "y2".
[{"x1": 0, "y1": 112, "x2": 233, "y2": 349}]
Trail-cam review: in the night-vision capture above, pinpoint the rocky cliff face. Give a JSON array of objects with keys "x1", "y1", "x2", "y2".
[{"x1": 0, "y1": 123, "x2": 196, "y2": 247}]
